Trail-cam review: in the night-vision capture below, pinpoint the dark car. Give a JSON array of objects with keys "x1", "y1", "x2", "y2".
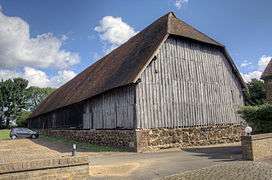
[{"x1": 10, "y1": 128, "x2": 39, "y2": 140}]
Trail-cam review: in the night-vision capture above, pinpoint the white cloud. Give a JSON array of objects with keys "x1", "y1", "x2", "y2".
[
  {"x1": 0, "y1": 69, "x2": 21, "y2": 80},
  {"x1": 23, "y1": 67, "x2": 50, "y2": 87},
  {"x1": 174, "y1": 0, "x2": 188, "y2": 9},
  {"x1": 258, "y1": 55, "x2": 271, "y2": 70},
  {"x1": 0, "y1": 10, "x2": 80, "y2": 69},
  {"x1": 94, "y1": 16, "x2": 137, "y2": 54},
  {"x1": 50, "y1": 70, "x2": 76, "y2": 88},
  {"x1": 242, "y1": 71, "x2": 263, "y2": 83},
  {"x1": 240, "y1": 60, "x2": 252, "y2": 68},
  {"x1": 61, "y1": 34, "x2": 68, "y2": 41},
  {"x1": 241, "y1": 55, "x2": 271, "y2": 82},
  {"x1": 0, "y1": 67, "x2": 76, "y2": 88}
]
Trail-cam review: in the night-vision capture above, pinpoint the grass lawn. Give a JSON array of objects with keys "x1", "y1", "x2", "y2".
[
  {"x1": 40, "y1": 135, "x2": 128, "y2": 152},
  {"x1": 0, "y1": 129, "x2": 10, "y2": 140}
]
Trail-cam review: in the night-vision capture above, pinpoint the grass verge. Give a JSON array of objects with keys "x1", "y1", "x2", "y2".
[
  {"x1": 40, "y1": 134, "x2": 129, "y2": 152},
  {"x1": 0, "y1": 129, "x2": 10, "y2": 140}
]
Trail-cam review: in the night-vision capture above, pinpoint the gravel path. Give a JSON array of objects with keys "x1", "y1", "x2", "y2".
[{"x1": 164, "y1": 161, "x2": 272, "y2": 180}]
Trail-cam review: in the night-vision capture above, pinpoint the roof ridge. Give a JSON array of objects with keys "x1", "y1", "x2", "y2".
[
  {"x1": 166, "y1": 12, "x2": 174, "y2": 34},
  {"x1": 178, "y1": 18, "x2": 223, "y2": 46},
  {"x1": 166, "y1": 13, "x2": 223, "y2": 47}
]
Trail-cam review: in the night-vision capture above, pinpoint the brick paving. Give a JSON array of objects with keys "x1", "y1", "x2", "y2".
[
  {"x1": 164, "y1": 161, "x2": 272, "y2": 180},
  {"x1": 0, "y1": 139, "x2": 62, "y2": 164}
]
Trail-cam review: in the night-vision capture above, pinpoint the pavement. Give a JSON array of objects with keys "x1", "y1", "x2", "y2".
[
  {"x1": 1, "y1": 138, "x2": 272, "y2": 180},
  {"x1": 89, "y1": 143, "x2": 244, "y2": 180},
  {"x1": 164, "y1": 161, "x2": 272, "y2": 180}
]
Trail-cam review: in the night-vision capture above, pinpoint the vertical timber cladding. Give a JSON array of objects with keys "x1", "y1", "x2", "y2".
[
  {"x1": 30, "y1": 103, "x2": 85, "y2": 129},
  {"x1": 83, "y1": 85, "x2": 135, "y2": 129},
  {"x1": 136, "y1": 36, "x2": 244, "y2": 129}
]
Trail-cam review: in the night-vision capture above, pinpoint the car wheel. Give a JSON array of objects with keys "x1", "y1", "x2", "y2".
[
  {"x1": 11, "y1": 135, "x2": 17, "y2": 140},
  {"x1": 31, "y1": 134, "x2": 37, "y2": 139}
]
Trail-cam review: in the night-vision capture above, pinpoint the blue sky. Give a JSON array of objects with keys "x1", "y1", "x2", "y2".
[{"x1": 0, "y1": 0, "x2": 271, "y2": 87}]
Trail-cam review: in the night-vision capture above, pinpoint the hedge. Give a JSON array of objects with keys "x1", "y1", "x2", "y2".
[{"x1": 238, "y1": 103, "x2": 272, "y2": 134}]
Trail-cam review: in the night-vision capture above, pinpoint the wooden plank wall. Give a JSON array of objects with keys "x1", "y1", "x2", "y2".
[
  {"x1": 136, "y1": 37, "x2": 244, "y2": 129},
  {"x1": 83, "y1": 86, "x2": 135, "y2": 129}
]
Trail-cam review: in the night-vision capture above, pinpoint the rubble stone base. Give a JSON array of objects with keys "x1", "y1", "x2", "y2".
[
  {"x1": 40, "y1": 124, "x2": 242, "y2": 152},
  {"x1": 136, "y1": 124, "x2": 242, "y2": 152},
  {"x1": 41, "y1": 129, "x2": 137, "y2": 151}
]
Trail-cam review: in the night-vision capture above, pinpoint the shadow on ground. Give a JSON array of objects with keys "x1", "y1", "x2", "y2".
[
  {"x1": 31, "y1": 138, "x2": 75, "y2": 153},
  {"x1": 30, "y1": 136, "x2": 129, "y2": 154},
  {"x1": 181, "y1": 145, "x2": 242, "y2": 162}
]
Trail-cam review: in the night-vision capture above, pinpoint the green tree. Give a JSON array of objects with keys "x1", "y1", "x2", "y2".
[
  {"x1": 0, "y1": 78, "x2": 55, "y2": 128},
  {"x1": 245, "y1": 79, "x2": 266, "y2": 105},
  {"x1": 26, "y1": 86, "x2": 55, "y2": 111},
  {"x1": 16, "y1": 111, "x2": 32, "y2": 127},
  {"x1": 0, "y1": 78, "x2": 29, "y2": 128}
]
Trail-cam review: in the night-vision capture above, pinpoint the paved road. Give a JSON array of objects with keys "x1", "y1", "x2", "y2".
[
  {"x1": 164, "y1": 161, "x2": 272, "y2": 180},
  {"x1": 89, "y1": 144, "x2": 243, "y2": 180}
]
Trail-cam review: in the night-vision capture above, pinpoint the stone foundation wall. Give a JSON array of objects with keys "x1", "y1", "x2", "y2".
[
  {"x1": 40, "y1": 125, "x2": 242, "y2": 152},
  {"x1": 41, "y1": 129, "x2": 136, "y2": 150},
  {"x1": 241, "y1": 133, "x2": 272, "y2": 161},
  {"x1": 0, "y1": 156, "x2": 89, "y2": 180},
  {"x1": 136, "y1": 124, "x2": 242, "y2": 152}
]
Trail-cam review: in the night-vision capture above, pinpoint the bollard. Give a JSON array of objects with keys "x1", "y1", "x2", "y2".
[{"x1": 72, "y1": 143, "x2": 77, "y2": 156}]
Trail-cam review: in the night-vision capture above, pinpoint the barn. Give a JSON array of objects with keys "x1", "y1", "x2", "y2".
[
  {"x1": 28, "y1": 12, "x2": 246, "y2": 151},
  {"x1": 261, "y1": 59, "x2": 272, "y2": 102}
]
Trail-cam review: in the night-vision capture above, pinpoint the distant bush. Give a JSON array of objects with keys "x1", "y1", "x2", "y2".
[{"x1": 238, "y1": 103, "x2": 272, "y2": 134}]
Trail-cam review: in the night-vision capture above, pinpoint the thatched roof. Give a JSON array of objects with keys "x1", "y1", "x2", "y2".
[
  {"x1": 261, "y1": 59, "x2": 272, "y2": 80},
  {"x1": 30, "y1": 12, "x2": 245, "y2": 119}
]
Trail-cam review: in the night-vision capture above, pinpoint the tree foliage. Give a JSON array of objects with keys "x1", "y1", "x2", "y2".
[
  {"x1": 0, "y1": 78, "x2": 29, "y2": 127},
  {"x1": 16, "y1": 111, "x2": 32, "y2": 127},
  {"x1": 245, "y1": 79, "x2": 266, "y2": 105},
  {"x1": 0, "y1": 78, "x2": 55, "y2": 128},
  {"x1": 26, "y1": 86, "x2": 55, "y2": 111}
]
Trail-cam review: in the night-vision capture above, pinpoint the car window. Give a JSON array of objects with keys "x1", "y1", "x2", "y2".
[
  {"x1": 18, "y1": 128, "x2": 24, "y2": 133},
  {"x1": 22, "y1": 128, "x2": 33, "y2": 133},
  {"x1": 20, "y1": 128, "x2": 27, "y2": 133},
  {"x1": 13, "y1": 128, "x2": 20, "y2": 133}
]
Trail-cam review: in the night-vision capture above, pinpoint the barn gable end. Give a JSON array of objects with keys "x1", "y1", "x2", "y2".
[{"x1": 135, "y1": 36, "x2": 244, "y2": 129}]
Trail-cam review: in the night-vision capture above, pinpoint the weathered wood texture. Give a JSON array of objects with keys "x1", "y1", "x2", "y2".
[
  {"x1": 29, "y1": 86, "x2": 135, "y2": 130},
  {"x1": 136, "y1": 37, "x2": 244, "y2": 128},
  {"x1": 83, "y1": 86, "x2": 135, "y2": 129}
]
